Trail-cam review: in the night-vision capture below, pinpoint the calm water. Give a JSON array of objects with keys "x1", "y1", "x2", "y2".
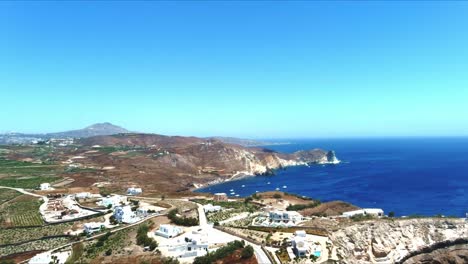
[{"x1": 196, "y1": 138, "x2": 468, "y2": 217}]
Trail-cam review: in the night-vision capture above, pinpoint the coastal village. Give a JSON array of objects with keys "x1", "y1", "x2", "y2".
[
  {"x1": 1, "y1": 176, "x2": 391, "y2": 264},
  {"x1": 1, "y1": 134, "x2": 468, "y2": 264}
]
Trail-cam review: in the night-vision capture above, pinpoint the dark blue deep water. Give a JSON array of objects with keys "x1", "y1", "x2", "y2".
[{"x1": 196, "y1": 138, "x2": 468, "y2": 217}]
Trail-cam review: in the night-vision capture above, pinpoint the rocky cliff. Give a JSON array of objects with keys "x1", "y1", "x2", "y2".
[{"x1": 329, "y1": 218, "x2": 468, "y2": 263}]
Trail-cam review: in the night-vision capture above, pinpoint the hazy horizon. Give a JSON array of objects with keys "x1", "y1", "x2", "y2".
[
  {"x1": 2, "y1": 2, "x2": 468, "y2": 138},
  {"x1": 2, "y1": 122, "x2": 468, "y2": 140}
]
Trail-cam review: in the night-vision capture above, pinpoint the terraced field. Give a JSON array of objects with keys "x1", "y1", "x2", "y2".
[
  {"x1": 0, "y1": 237, "x2": 70, "y2": 258},
  {"x1": 0, "y1": 156, "x2": 63, "y2": 189},
  {"x1": 0, "y1": 223, "x2": 71, "y2": 246},
  {"x1": 0, "y1": 195, "x2": 44, "y2": 227},
  {"x1": 0, "y1": 188, "x2": 21, "y2": 204}
]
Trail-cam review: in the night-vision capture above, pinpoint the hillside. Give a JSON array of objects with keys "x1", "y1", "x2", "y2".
[
  {"x1": 2, "y1": 133, "x2": 336, "y2": 194},
  {"x1": 0, "y1": 123, "x2": 131, "y2": 144},
  {"x1": 47, "y1": 122, "x2": 130, "y2": 138}
]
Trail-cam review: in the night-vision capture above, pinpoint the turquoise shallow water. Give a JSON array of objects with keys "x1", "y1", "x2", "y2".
[{"x1": 195, "y1": 138, "x2": 468, "y2": 217}]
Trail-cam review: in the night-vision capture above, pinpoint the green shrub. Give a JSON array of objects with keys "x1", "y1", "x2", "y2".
[
  {"x1": 136, "y1": 224, "x2": 158, "y2": 250},
  {"x1": 241, "y1": 245, "x2": 254, "y2": 259},
  {"x1": 167, "y1": 209, "x2": 198, "y2": 226},
  {"x1": 193, "y1": 240, "x2": 245, "y2": 264}
]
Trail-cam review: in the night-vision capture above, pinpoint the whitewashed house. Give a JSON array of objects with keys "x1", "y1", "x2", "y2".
[
  {"x1": 113, "y1": 205, "x2": 138, "y2": 224},
  {"x1": 40, "y1": 183, "x2": 51, "y2": 190},
  {"x1": 291, "y1": 232, "x2": 310, "y2": 257},
  {"x1": 75, "y1": 192, "x2": 91, "y2": 199},
  {"x1": 155, "y1": 224, "x2": 183, "y2": 238},
  {"x1": 136, "y1": 208, "x2": 149, "y2": 218},
  {"x1": 269, "y1": 210, "x2": 303, "y2": 225},
  {"x1": 84, "y1": 222, "x2": 104, "y2": 234},
  {"x1": 127, "y1": 187, "x2": 142, "y2": 196},
  {"x1": 183, "y1": 231, "x2": 209, "y2": 257},
  {"x1": 342, "y1": 208, "x2": 384, "y2": 218},
  {"x1": 203, "y1": 203, "x2": 222, "y2": 213},
  {"x1": 98, "y1": 195, "x2": 127, "y2": 208}
]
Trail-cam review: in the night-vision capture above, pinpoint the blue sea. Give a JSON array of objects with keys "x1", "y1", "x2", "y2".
[{"x1": 196, "y1": 138, "x2": 468, "y2": 217}]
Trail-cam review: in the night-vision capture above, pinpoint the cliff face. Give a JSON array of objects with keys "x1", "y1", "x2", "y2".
[
  {"x1": 329, "y1": 218, "x2": 468, "y2": 263},
  {"x1": 46, "y1": 134, "x2": 333, "y2": 193}
]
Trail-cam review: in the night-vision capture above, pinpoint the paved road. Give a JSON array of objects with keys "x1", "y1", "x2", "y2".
[{"x1": 196, "y1": 203, "x2": 208, "y2": 226}]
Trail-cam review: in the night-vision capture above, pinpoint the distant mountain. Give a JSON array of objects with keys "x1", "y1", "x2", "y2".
[
  {"x1": 0, "y1": 122, "x2": 131, "y2": 144},
  {"x1": 47, "y1": 122, "x2": 130, "y2": 138}
]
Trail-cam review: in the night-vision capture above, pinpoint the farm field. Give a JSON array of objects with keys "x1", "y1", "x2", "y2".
[
  {"x1": 0, "y1": 188, "x2": 21, "y2": 204},
  {"x1": 193, "y1": 198, "x2": 259, "y2": 223},
  {"x1": 0, "y1": 223, "x2": 71, "y2": 246},
  {"x1": 0, "y1": 157, "x2": 62, "y2": 175},
  {"x1": 0, "y1": 175, "x2": 60, "y2": 189},
  {"x1": 0, "y1": 237, "x2": 70, "y2": 258},
  {"x1": 0, "y1": 195, "x2": 44, "y2": 227}
]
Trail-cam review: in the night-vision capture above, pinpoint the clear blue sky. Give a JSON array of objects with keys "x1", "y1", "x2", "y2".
[{"x1": 1, "y1": 1, "x2": 467, "y2": 138}]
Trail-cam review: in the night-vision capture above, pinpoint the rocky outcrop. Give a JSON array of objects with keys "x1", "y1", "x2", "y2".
[
  {"x1": 400, "y1": 240, "x2": 468, "y2": 264},
  {"x1": 329, "y1": 218, "x2": 468, "y2": 263}
]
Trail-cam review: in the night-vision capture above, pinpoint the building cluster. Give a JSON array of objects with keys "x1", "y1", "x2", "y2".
[
  {"x1": 155, "y1": 225, "x2": 210, "y2": 259},
  {"x1": 41, "y1": 195, "x2": 99, "y2": 223}
]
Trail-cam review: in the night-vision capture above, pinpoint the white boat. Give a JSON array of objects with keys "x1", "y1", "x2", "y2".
[
  {"x1": 267, "y1": 182, "x2": 271, "y2": 185},
  {"x1": 230, "y1": 189, "x2": 234, "y2": 192},
  {"x1": 282, "y1": 185, "x2": 287, "y2": 189},
  {"x1": 235, "y1": 194, "x2": 240, "y2": 197},
  {"x1": 275, "y1": 188, "x2": 280, "y2": 191},
  {"x1": 230, "y1": 192, "x2": 235, "y2": 195},
  {"x1": 255, "y1": 190, "x2": 259, "y2": 193},
  {"x1": 241, "y1": 185, "x2": 245, "y2": 188}
]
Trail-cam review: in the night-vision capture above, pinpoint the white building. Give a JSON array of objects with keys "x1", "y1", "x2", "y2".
[
  {"x1": 213, "y1": 193, "x2": 228, "y2": 201},
  {"x1": 268, "y1": 210, "x2": 303, "y2": 225},
  {"x1": 342, "y1": 208, "x2": 384, "y2": 218},
  {"x1": 203, "y1": 203, "x2": 222, "y2": 213},
  {"x1": 98, "y1": 195, "x2": 127, "y2": 208},
  {"x1": 292, "y1": 234, "x2": 309, "y2": 257},
  {"x1": 183, "y1": 231, "x2": 209, "y2": 257},
  {"x1": 75, "y1": 192, "x2": 91, "y2": 199},
  {"x1": 127, "y1": 187, "x2": 142, "y2": 196},
  {"x1": 155, "y1": 224, "x2": 183, "y2": 238},
  {"x1": 40, "y1": 183, "x2": 51, "y2": 190},
  {"x1": 113, "y1": 205, "x2": 138, "y2": 224},
  {"x1": 84, "y1": 222, "x2": 104, "y2": 234},
  {"x1": 136, "y1": 208, "x2": 149, "y2": 218}
]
